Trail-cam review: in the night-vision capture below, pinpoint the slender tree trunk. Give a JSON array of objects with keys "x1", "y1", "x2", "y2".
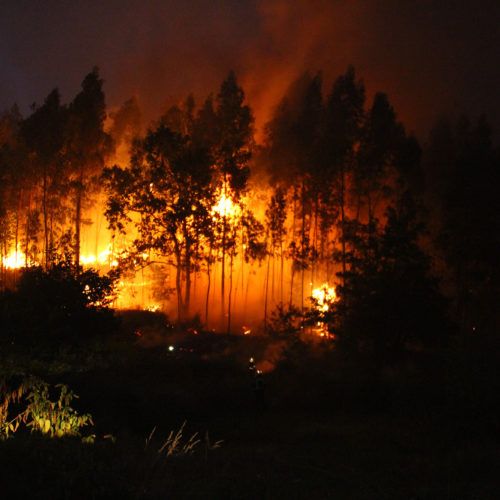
[
  {"x1": 240, "y1": 227, "x2": 245, "y2": 323},
  {"x1": 367, "y1": 193, "x2": 373, "y2": 256},
  {"x1": 175, "y1": 263, "x2": 183, "y2": 322},
  {"x1": 244, "y1": 266, "x2": 251, "y2": 313},
  {"x1": 185, "y1": 243, "x2": 192, "y2": 319},
  {"x1": 42, "y1": 171, "x2": 49, "y2": 269},
  {"x1": 264, "y1": 251, "x2": 271, "y2": 333},
  {"x1": 49, "y1": 211, "x2": 53, "y2": 266},
  {"x1": 289, "y1": 188, "x2": 297, "y2": 307},
  {"x1": 75, "y1": 168, "x2": 84, "y2": 271},
  {"x1": 271, "y1": 250, "x2": 275, "y2": 306},
  {"x1": 221, "y1": 220, "x2": 226, "y2": 330},
  {"x1": 24, "y1": 190, "x2": 32, "y2": 268},
  {"x1": 312, "y1": 196, "x2": 318, "y2": 293},
  {"x1": 15, "y1": 191, "x2": 21, "y2": 266},
  {"x1": 280, "y1": 240, "x2": 284, "y2": 305},
  {"x1": 205, "y1": 261, "x2": 211, "y2": 324},
  {"x1": 205, "y1": 243, "x2": 213, "y2": 325},
  {"x1": 227, "y1": 252, "x2": 233, "y2": 333},
  {"x1": 173, "y1": 236, "x2": 184, "y2": 322},
  {"x1": 340, "y1": 165, "x2": 346, "y2": 287},
  {"x1": 300, "y1": 182, "x2": 306, "y2": 312}
]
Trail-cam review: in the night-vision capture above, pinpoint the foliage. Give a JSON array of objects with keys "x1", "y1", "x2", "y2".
[
  {"x1": 147, "y1": 421, "x2": 202, "y2": 457},
  {"x1": 103, "y1": 121, "x2": 213, "y2": 320},
  {"x1": 424, "y1": 115, "x2": 500, "y2": 335},
  {"x1": 335, "y1": 192, "x2": 449, "y2": 358},
  {"x1": 1, "y1": 377, "x2": 93, "y2": 440},
  {"x1": 0, "y1": 263, "x2": 118, "y2": 348},
  {"x1": 268, "y1": 303, "x2": 304, "y2": 337}
]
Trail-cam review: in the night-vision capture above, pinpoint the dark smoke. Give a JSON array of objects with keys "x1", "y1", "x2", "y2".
[{"x1": 1, "y1": 0, "x2": 499, "y2": 140}]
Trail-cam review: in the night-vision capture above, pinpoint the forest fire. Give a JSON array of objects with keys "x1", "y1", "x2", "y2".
[
  {"x1": 1, "y1": 3, "x2": 498, "y2": 497},
  {"x1": 0, "y1": 58, "x2": 495, "y2": 343},
  {"x1": 2, "y1": 250, "x2": 26, "y2": 269},
  {"x1": 211, "y1": 183, "x2": 240, "y2": 219},
  {"x1": 311, "y1": 283, "x2": 336, "y2": 313}
]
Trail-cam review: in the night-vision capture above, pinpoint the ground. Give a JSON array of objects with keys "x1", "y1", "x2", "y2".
[{"x1": 0, "y1": 311, "x2": 497, "y2": 499}]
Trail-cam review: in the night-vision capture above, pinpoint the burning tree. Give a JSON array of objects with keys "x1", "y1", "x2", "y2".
[
  {"x1": 20, "y1": 89, "x2": 69, "y2": 269},
  {"x1": 103, "y1": 122, "x2": 212, "y2": 321},
  {"x1": 66, "y1": 68, "x2": 113, "y2": 270}
]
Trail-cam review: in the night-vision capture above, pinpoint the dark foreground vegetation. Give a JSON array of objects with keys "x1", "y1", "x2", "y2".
[
  {"x1": 1, "y1": 306, "x2": 498, "y2": 499},
  {"x1": 1, "y1": 63, "x2": 499, "y2": 498}
]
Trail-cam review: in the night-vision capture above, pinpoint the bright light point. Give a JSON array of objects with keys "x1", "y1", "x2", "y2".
[
  {"x1": 311, "y1": 283, "x2": 337, "y2": 312},
  {"x1": 168, "y1": 345, "x2": 174, "y2": 352},
  {"x1": 80, "y1": 244, "x2": 114, "y2": 267},
  {"x1": 212, "y1": 194, "x2": 235, "y2": 217},
  {"x1": 2, "y1": 250, "x2": 26, "y2": 269},
  {"x1": 211, "y1": 183, "x2": 240, "y2": 219}
]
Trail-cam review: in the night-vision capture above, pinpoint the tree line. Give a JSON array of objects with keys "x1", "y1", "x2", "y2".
[{"x1": 0, "y1": 66, "x2": 498, "y2": 353}]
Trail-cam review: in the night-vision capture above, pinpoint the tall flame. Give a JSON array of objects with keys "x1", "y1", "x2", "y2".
[
  {"x1": 211, "y1": 184, "x2": 240, "y2": 219},
  {"x1": 311, "y1": 283, "x2": 336, "y2": 312},
  {"x1": 2, "y1": 250, "x2": 26, "y2": 269}
]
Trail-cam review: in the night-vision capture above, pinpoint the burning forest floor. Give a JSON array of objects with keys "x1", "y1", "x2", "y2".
[{"x1": 0, "y1": 311, "x2": 498, "y2": 499}]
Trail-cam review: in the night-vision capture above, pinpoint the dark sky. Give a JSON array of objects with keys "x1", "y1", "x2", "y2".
[{"x1": 1, "y1": 0, "x2": 499, "y2": 141}]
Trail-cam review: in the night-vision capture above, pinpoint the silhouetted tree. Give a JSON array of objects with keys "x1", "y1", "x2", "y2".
[
  {"x1": 213, "y1": 72, "x2": 254, "y2": 328},
  {"x1": 336, "y1": 192, "x2": 448, "y2": 360},
  {"x1": 424, "y1": 115, "x2": 500, "y2": 336},
  {"x1": 322, "y1": 66, "x2": 365, "y2": 284},
  {"x1": 67, "y1": 68, "x2": 112, "y2": 269},
  {"x1": 21, "y1": 89, "x2": 68, "y2": 268},
  {"x1": 104, "y1": 123, "x2": 212, "y2": 321}
]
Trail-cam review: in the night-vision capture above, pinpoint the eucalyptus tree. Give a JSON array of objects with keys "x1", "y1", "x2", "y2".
[
  {"x1": 21, "y1": 89, "x2": 68, "y2": 268},
  {"x1": 356, "y1": 92, "x2": 403, "y2": 225},
  {"x1": 66, "y1": 68, "x2": 112, "y2": 270},
  {"x1": 212, "y1": 71, "x2": 254, "y2": 328},
  {"x1": 0, "y1": 105, "x2": 34, "y2": 270},
  {"x1": 424, "y1": 115, "x2": 500, "y2": 335},
  {"x1": 321, "y1": 66, "x2": 365, "y2": 283},
  {"x1": 336, "y1": 191, "x2": 448, "y2": 359},
  {"x1": 264, "y1": 185, "x2": 287, "y2": 329},
  {"x1": 103, "y1": 122, "x2": 212, "y2": 321},
  {"x1": 265, "y1": 72, "x2": 324, "y2": 307}
]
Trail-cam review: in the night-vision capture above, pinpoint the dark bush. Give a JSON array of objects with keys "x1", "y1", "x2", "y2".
[{"x1": 0, "y1": 264, "x2": 118, "y2": 349}]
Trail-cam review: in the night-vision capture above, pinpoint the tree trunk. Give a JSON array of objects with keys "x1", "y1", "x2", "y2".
[
  {"x1": 280, "y1": 240, "x2": 284, "y2": 305},
  {"x1": 184, "y1": 244, "x2": 192, "y2": 319},
  {"x1": 340, "y1": 165, "x2": 346, "y2": 287},
  {"x1": 264, "y1": 251, "x2": 271, "y2": 333},
  {"x1": 227, "y1": 252, "x2": 233, "y2": 333},
  {"x1": 289, "y1": 188, "x2": 297, "y2": 308},
  {"x1": 205, "y1": 242, "x2": 213, "y2": 324},
  {"x1": 75, "y1": 168, "x2": 84, "y2": 271},
  {"x1": 42, "y1": 170, "x2": 49, "y2": 269},
  {"x1": 221, "y1": 220, "x2": 226, "y2": 330}
]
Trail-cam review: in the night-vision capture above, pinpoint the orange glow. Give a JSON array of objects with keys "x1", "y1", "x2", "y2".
[
  {"x1": 2, "y1": 250, "x2": 26, "y2": 269},
  {"x1": 211, "y1": 183, "x2": 240, "y2": 219},
  {"x1": 80, "y1": 244, "x2": 117, "y2": 267},
  {"x1": 311, "y1": 283, "x2": 336, "y2": 312},
  {"x1": 1, "y1": 183, "x2": 344, "y2": 333}
]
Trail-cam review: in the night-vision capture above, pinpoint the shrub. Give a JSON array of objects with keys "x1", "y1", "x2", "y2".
[
  {"x1": 0, "y1": 263, "x2": 118, "y2": 349},
  {"x1": 1, "y1": 377, "x2": 93, "y2": 440}
]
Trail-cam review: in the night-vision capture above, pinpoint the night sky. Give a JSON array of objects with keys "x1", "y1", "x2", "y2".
[{"x1": 1, "y1": 0, "x2": 499, "y2": 141}]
